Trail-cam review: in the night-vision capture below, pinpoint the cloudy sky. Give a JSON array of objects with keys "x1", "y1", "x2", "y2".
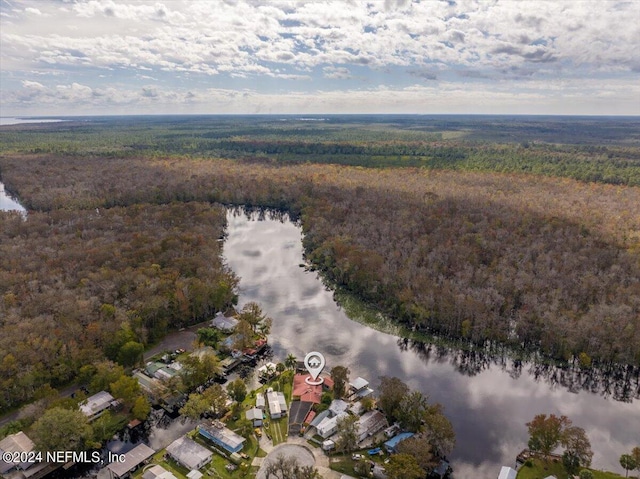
[{"x1": 1, "y1": 0, "x2": 639, "y2": 116}]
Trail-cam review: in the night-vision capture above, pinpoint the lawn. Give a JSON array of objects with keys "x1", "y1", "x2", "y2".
[
  {"x1": 516, "y1": 458, "x2": 627, "y2": 479},
  {"x1": 266, "y1": 417, "x2": 288, "y2": 445}
]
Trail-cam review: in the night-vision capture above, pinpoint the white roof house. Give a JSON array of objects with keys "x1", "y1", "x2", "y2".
[
  {"x1": 266, "y1": 390, "x2": 287, "y2": 419},
  {"x1": 317, "y1": 412, "x2": 348, "y2": 439},
  {"x1": 0, "y1": 432, "x2": 35, "y2": 473},
  {"x1": 246, "y1": 407, "x2": 263, "y2": 426},
  {"x1": 107, "y1": 443, "x2": 155, "y2": 478},
  {"x1": 329, "y1": 399, "x2": 349, "y2": 417},
  {"x1": 143, "y1": 465, "x2": 178, "y2": 479},
  {"x1": 256, "y1": 394, "x2": 265, "y2": 409},
  {"x1": 349, "y1": 377, "x2": 369, "y2": 391},
  {"x1": 166, "y1": 437, "x2": 213, "y2": 471},
  {"x1": 211, "y1": 312, "x2": 238, "y2": 332},
  {"x1": 80, "y1": 391, "x2": 116, "y2": 420},
  {"x1": 497, "y1": 467, "x2": 517, "y2": 479}
]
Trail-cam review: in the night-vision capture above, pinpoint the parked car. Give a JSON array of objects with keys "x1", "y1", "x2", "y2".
[
  {"x1": 352, "y1": 454, "x2": 364, "y2": 461},
  {"x1": 254, "y1": 428, "x2": 262, "y2": 437}
]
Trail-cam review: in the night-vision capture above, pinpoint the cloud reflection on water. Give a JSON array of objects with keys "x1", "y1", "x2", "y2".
[{"x1": 223, "y1": 209, "x2": 639, "y2": 477}]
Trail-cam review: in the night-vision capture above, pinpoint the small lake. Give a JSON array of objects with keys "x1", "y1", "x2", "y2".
[
  {"x1": 0, "y1": 181, "x2": 26, "y2": 213},
  {"x1": 223, "y1": 209, "x2": 640, "y2": 478}
]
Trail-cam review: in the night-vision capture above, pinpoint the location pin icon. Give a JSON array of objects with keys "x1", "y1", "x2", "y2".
[{"x1": 304, "y1": 352, "x2": 325, "y2": 381}]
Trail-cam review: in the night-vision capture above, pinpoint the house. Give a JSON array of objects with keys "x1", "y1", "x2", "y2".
[
  {"x1": 145, "y1": 361, "x2": 180, "y2": 379},
  {"x1": 79, "y1": 391, "x2": 116, "y2": 420},
  {"x1": 497, "y1": 466, "x2": 517, "y2": 479},
  {"x1": 142, "y1": 465, "x2": 178, "y2": 479},
  {"x1": 198, "y1": 421, "x2": 246, "y2": 454},
  {"x1": 328, "y1": 399, "x2": 349, "y2": 417},
  {"x1": 356, "y1": 410, "x2": 387, "y2": 443},
  {"x1": 166, "y1": 437, "x2": 213, "y2": 471},
  {"x1": 246, "y1": 407, "x2": 263, "y2": 427},
  {"x1": 266, "y1": 389, "x2": 287, "y2": 419},
  {"x1": 383, "y1": 432, "x2": 414, "y2": 453},
  {"x1": 316, "y1": 412, "x2": 348, "y2": 438},
  {"x1": 349, "y1": 401, "x2": 364, "y2": 416},
  {"x1": 293, "y1": 373, "x2": 323, "y2": 404},
  {"x1": 349, "y1": 377, "x2": 373, "y2": 399},
  {"x1": 256, "y1": 393, "x2": 265, "y2": 409},
  {"x1": 133, "y1": 371, "x2": 161, "y2": 394},
  {"x1": 0, "y1": 432, "x2": 35, "y2": 474},
  {"x1": 211, "y1": 312, "x2": 239, "y2": 332},
  {"x1": 107, "y1": 443, "x2": 155, "y2": 479},
  {"x1": 309, "y1": 410, "x2": 331, "y2": 429}
]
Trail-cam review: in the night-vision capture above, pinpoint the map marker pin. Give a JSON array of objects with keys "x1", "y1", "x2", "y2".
[{"x1": 304, "y1": 351, "x2": 326, "y2": 383}]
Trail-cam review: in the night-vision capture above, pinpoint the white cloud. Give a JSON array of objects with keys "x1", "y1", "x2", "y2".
[{"x1": 1, "y1": 0, "x2": 639, "y2": 114}]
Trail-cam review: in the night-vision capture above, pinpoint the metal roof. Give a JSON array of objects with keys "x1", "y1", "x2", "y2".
[
  {"x1": 166, "y1": 437, "x2": 212, "y2": 471},
  {"x1": 107, "y1": 443, "x2": 155, "y2": 478}
]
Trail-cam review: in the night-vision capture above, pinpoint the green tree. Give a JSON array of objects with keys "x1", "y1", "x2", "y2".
[
  {"x1": 257, "y1": 317, "x2": 273, "y2": 336},
  {"x1": 396, "y1": 435, "x2": 437, "y2": 472},
  {"x1": 132, "y1": 395, "x2": 151, "y2": 421},
  {"x1": 117, "y1": 341, "x2": 144, "y2": 367},
  {"x1": 236, "y1": 419, "x2": 254, "y2": 439},
  {"x1": 238, "y1": 302, "x2": 268, "y2": 333},
  {"x1": 30, "y1": 407, "x2": 96, "y2": 452},
  {"x1": 361, "y1": 396, "x2": 375, "y2": 412},
  {"x1": 110, "y1": 375, "x2": 141, "y2": 408},
  {"x1": 181, "y1": 352, "x2": 221, "y2": 389},
  {"x1": 204, "y1": 383, "x2": 228, "y2": 417},
  {"x1": 104, "y1": 324, "x2": 137, "y2": 361},
  {"x1": 633, "y1": 446, "x2": 640, "y2": 471},
  {"x1": 578, "y1": 470, "x2": 594, "y2": 479},
  {"x1": 397, "y1": 390, "x2": 429, "y2": 433},
  {"x1": 335, "y1": 414, "x2": 358, "y2": 453},
  {"x1": 233, "y1": 320, "x2": 255, "y2": 350},
  {"x1": 92, "y1": 411, "x2": 118, "y2": 443},
  {"x1": 422, "y1": 406, "x2": 456, "y2": 457},
  {"x1": 526, "y1": 414, "x2": 572, "y2": 458},
  {"x1": 90, "y1": 361, "x2": 125, "y2": 393},
  {"x1": 620, "y1": 454, "x2": 637, "y2": 478},
  {"x1": 378, "y1": 376, "x2": 409, "y2": 423},
  {"x1": 227, "y1": 378, "x2": 247, "y2": 403},
  {"x1": 330, "y1": 365, "x2": 350, "y2": 399},
  {"x1": 196, "y1": 327, "x2": 220, "y2": 348},
  {"x1": 384, "y1": 453, "x2": 425, "y2": 479},
  {"x1": 285, "y1": 353, "x2": 297, "y2": 370},
  {"x1": 561, "y1": 426, "x2": 592, "y2": 473},
  {"x1": 180, "y1": 392, "x2": 209, "y2": 421}
]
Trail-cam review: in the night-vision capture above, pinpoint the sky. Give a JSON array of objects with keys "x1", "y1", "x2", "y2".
[{"x1": 1, "y1": 0, "x2": 639, "y2": 116}]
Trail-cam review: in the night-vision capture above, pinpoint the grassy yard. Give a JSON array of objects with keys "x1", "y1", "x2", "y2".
[
  {"x1": 266, "y1": 417, "x2": 288, "y2": 445},
  {"x1": 516, "y1": 458, "x2": 627, "y2": 479}
]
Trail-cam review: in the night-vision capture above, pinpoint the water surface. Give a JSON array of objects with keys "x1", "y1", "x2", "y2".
[
  {"x1": 0, "y1": 181, "x2": 26, "y2": 212},
  {"x1": 222, "y1": 209, "x2": 639, "y2": 478}
]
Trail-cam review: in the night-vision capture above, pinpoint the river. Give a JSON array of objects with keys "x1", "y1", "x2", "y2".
[
  {"x1": 222, "y1": 208, "x2": 639, "y2": 478},
  {"x1": 0, "y1": 181, "x2": 26, "y2": 213}
]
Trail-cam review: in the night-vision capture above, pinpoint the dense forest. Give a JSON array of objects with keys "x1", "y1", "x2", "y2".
[
  {"x1": 1, "y1": 117, "x2": 639, "y2": 408},
  {"x1": 0, "y1": 202, "x2": 237, "y2": 410},
  {"x1": 1, "y1": 116, "x2": 640, "y2": 186}
]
